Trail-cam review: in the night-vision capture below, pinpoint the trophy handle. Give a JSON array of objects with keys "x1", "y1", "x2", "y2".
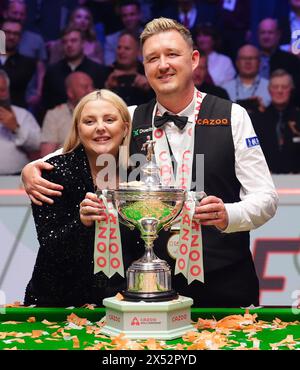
[
  {"x1": 163, "y1": 191, "x2": 207, "y2": 231},
  {"x1": 117, "y1": 214, "x2": 136, "y2": 230}
]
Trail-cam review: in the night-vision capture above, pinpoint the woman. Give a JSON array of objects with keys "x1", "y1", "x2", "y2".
[
  {"x1": 48, "y1": 6, "x2": 104, "y2": 65},
  {"x1": 24, "y1": 89, "x2": 141, "y2": 307}
]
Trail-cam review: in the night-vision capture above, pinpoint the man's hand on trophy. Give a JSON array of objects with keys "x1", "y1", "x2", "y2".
[
  {"x1": 193, "y1": 195, "x2": 229, "y2": 230},
  {"x1": 80, "y1": 192, "x2": 107, "y2": 227}
]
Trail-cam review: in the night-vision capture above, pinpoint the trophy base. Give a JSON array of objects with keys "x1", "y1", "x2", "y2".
[
  {"x1": 101, "y1": 295, "x2": 196, "y2": 340},
  {"x1": 122, "y1": 289, "x2": 178, "y2": 302}
]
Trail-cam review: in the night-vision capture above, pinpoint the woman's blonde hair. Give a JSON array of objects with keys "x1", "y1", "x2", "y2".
[
  {"x1": 140, "y1": 17, "x2": 193, "y2": 49},
  {"x1": 63, "y1": 89, "x2": 132, "y2": 170}
]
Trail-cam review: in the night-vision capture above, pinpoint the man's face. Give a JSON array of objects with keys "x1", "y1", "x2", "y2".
[
  {"x1": 120, "y1": 5, "x2": 141, "y2": 31},
  {"x1": 192, "y1": 56, "x2": 207, "y2": 85},
  {"x1": 2, "y1": 21, "x2": 22, "y2": 52},
  {"x1": 62, "y1": 31, "x2": 84, "y2": 61},
  {"x1": 258, "y1": 20, "x2": 280, "y2": 51},
  {"x1": 236, "y1": 46, "x2": 260, "y2": 78},
  {"x1": 68, "y1": 74, "x2": 94, "y2": 104},
  {"x1": 143, "y1": 30, "x2": 199, "y2": 98},
  {"x1": 0, "y1": 76, "x2": 9, "y2": 101},
  {"x1": 269, "y1": 75, "x2": 293, "y2": 106},
  {"x1": 116, "y1": 34, "x2": 139, "y2": 66},
  {"x1": 5, "y1": 2, "x2": 26, "y2": 23}
]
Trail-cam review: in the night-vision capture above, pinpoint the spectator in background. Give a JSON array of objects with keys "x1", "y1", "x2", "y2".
[
  {"x1": 216, "y1": 0, "x2": 250, "y2": 59},
  {"x1": 257, "y1": 18, "x2": 300, "y2": 101},
  {"x1": 42, "y1": 27, "x2": 109, "y2": 111},
  {"x1": 41, "y1": 72, "x2": 94, "y2": 157},
  {"x1": 192, "y1": 52, "x2": 229, "y2": 100},
  {"x1": 222, "y1": 45, "x2": 271, "y2": 114},
  {"x1": 0, "y1": 70, "x2": 40, "y2": 175},
  {"x1": 105, "y1": 31, "x2": 153, "y2": 105},
  {"x1": 155, "y1": 0, "x2": 218, "y2": 31},
  {"x1": 193, "y1": 23, "x2": 236, "y2": 86},
  {"x1": 3, "y1": 0, "x2": 47, "y2": 108},
  {"x1": 0, "y1": 19, "x2": 36, "y2": 108},
  {"x1": 48, "y1": 6, "x2": 104, "y2": 65},
  {"x1": 252, "y1": 69, "x2": 297, "y2": 173},
  {"x1": 104, "y1": 1, "x2": 143, "y2": 66}
]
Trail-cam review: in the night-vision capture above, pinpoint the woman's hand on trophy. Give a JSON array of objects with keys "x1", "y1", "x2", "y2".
[
  {"x1": 193, "y1": 195, "x2": 229, "y2": 231},
  {"x1": 80, "y1": 192, "x2": 107, "y2": 227}
]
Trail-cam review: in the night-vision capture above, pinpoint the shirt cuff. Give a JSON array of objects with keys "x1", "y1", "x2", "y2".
[{"x1": 221, "y1": 203, "x2": 241, "y2": 233}]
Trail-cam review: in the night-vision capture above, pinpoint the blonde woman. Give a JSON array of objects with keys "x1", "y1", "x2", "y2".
[{"x1": 24, "y1": 90, "x2": 140, "y2": 307}]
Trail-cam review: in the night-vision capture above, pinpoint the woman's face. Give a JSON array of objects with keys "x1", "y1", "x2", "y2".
[
  {"x1": 72, "y1": 9, "x2": 91, "y2": 31},
  {"x1": 78, "y1": 99, "x2": 128, "y2": 160}
]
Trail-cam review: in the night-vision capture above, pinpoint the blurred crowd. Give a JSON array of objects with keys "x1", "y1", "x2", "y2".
[{"x1": 0, "y1": 0, "x2": 299, "y2": 175}]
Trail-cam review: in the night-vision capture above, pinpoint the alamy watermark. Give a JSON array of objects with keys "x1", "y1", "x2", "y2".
[
  {"x1": 291, "y1": 30, "x2": 300, "y2": 55},
  {"x1": 0, "y1": 290, "x2": 6, "y2": 314},
  {"x1": 0, "y1": 30, "x2": 5, "y2": 55},
  {"x1": 94, "y1": 150, "x2": 205, "y2": 192},
  {"x1": 291, "y1": 289, "x2": 300, "y2": 315}
]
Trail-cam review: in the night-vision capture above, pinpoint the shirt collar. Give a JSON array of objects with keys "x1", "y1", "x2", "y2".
[{"x1": 156, "y1": 87, "x2": 197, "y2": 119}]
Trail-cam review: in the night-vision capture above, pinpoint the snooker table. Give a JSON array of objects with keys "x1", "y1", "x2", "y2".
[{"x1": 0, "y1": 307, "x2": 299, "y2": 350}]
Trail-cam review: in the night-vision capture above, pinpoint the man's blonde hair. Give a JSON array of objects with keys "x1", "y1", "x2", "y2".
[
  {"x1": 63, "y1": 89, "x2": 131, "y2": 170},
  {"x1": 140, "y1": 17, "x2": 193, "y2": 49}
]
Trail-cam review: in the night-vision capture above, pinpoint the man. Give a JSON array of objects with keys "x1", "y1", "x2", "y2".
[
  {"x1": 0, "y1": 70, "x2": 40, "y2": 175},
  {"x1": 192, "y1": 52, "x2": 229, "y2": 100},
  {"x1": 22, "y1": 18, "x2": 278, "y2": 307},
  {"x1": 222, "y1": 45, "x2": 271, "y2": 113},
  {"x1": 0, "y1": 19, "x2": 36, "y2": 108},
  {"x1": 3, "y1": 0, "x2": 47, "y2": 107},
  {"x1": 104, "y1": 1, "x2": 143, "y2": 66},
  {"x1": 40, "y1": 72, "x2": 94, "y2": 157},
  {"x1": 42, "y1": 26, "x2": 109, "y2": 110},
  {"x1": 251, "y1": 69, "x2": 299, "y2": 174},
  {"x1": 105, "y1": 31, "x2": 153, "y2": 105},
  {"x1": 257, "y1": 18, "x2": 300, "y2": 97}
]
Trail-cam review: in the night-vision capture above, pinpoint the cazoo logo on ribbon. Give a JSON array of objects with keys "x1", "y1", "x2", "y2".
[{"x1": 0, "y1": 30, "x2": 5, "y2": 54}]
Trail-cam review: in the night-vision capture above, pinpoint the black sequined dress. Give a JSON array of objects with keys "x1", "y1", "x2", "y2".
[{"x1": 24, "y1": 145, "x2": 142, "y2": 307}]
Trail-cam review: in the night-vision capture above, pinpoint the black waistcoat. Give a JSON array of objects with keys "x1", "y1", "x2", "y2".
[{"x1": 130, "y1": 94, "x2": 251, "y2": 274}]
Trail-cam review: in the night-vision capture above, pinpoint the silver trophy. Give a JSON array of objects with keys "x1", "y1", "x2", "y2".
[{"x1": 107, "y1": 137, "x2": 186, "y2": 302}]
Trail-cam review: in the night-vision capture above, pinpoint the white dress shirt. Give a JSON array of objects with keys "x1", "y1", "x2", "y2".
[
  {"x1": 207, "y1": 51, "x2": 236, "y2": 86},
  {"x1": 41, "y1": 97, "x2": 278, "y2": 234}
]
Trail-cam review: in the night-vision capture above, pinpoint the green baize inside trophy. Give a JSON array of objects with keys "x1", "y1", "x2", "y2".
[{"x1": 107, "y1": 137, "x2": 186, "y2": 302}]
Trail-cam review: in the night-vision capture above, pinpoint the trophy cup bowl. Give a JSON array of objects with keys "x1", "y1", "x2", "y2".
[{"x1": 107, "y1": 186, "x2": 186, "y2": 302}]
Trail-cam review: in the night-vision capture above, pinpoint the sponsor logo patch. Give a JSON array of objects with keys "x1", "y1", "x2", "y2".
[
  {"x1": 196, "y1": 118, "x2": 229, "y2": 126},
  {"x1": 246, "y1": 136, "x2": 260, "y2": 148}
]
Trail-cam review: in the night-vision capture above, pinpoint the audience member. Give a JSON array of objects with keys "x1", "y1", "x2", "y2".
[
  {"x1": 104, "y1": 1, "x2": 144, "y2": 66},
  {"x1": 42, "y1": 27, "x2": 109, "y2": 110},
  {"x1": 216, "y1": 0, "x2": 251, "y2": 59},
  {"x1": 222, "y1": 45, "x2": 271, "y2": 114},
  {"x1": 193, "y1": 23, "x2": 236, "y2": 86},
  {"x1": 41, "y1": 72, "x2": 94, "y2": 157},
  {"x1": 104, "y1": 31, "x2": 153, "y2": 105},
  {"x1": 0, "y1": 19, "x2": 37, "y2": 108},
  {"x1": 0, "y1": 70, "x2": 40, "y2": 175},
  {"x1": 155, "y1": 0, "x2": 218, "y2": 30},
  {"x1": 4, "y1": 0, "x2": 47, "y2": 107},
  {"x1": 48, "y1": 6, "x2": 104, "y2": 65},
  {"x1": 257, "y1": 18, "x2": 300, "y2": 97},
  {"x1": 193, "y1": 52, "x2": 229, "y2": 100},
  {"x1": 252, "y1": 69, "x2": 298, "y2": 173}
]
